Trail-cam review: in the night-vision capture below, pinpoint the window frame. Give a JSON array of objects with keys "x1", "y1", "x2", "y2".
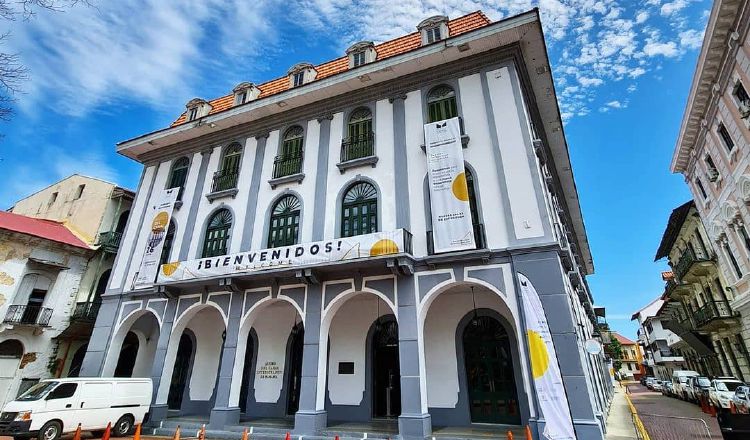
[
  {"x1": 426, "y1": 26, "x2": 442, "y2": 43},
  {"x1": 340, "y1": 181, "x2": 378, "y2": 238},
  {"x1": 293, "y1": 71, "x2": 305, "y2": 87},
  {"x1": 160, "y1": 220, "x2": 177, "y2": 266},
  {"x1": 718, "y1": 122, "x2": 735, "y2": 152},
  {"x1": 352, "y1": 51, "x2": 366, "y2": 67},
  {"x1": 695, "y1": 178, "x2": 708, "y2": 200},
  {"x1": 267, "y1": 195, "x2": 302, "y2": 248},
  {"x1": 188, "y1": 107, "x2": 199, "y2": 121},
  {"x1": 168, "y1": 156, "x2": 191, "y2": 199},
  {"x1": 73, "y1": 184, "x2": 85, "y2": 200},
  {"x1": 426, "y1": 85, "x2": 458, "y2": 123},
  {"x1": 202, "y1": 209, "x2": 232, "y2": 258}
]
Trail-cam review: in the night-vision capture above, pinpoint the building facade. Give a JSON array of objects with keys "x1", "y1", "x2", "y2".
[
  {"x1": 80, "y1": 10, "x2": 611, "y2": 440},
  {"x1": 653, "y1": 201, "x2": 749, "y2": 379},
  {"x1": 632, "y1": 299, "x2": 687, "y2": 381},
  {"x1": 672, "y1": 0, "x2": 750, "y2": 379},
  {"x1": 0, "y1": 211, "x2": 93, "y2": 406},
  {"x1": 611, "y1": 334, "x2": 644, "y2": 381}
]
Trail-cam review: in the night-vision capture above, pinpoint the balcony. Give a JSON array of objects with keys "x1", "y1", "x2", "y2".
[
  {"x1": 665, "y1": 278, "x2": 692, "y2": 299},
  {"x1": 694, "y1": 300, "x2": 737, "y2": 331},
  {"x1": 673, "y1": 247, "x2": 714, "y2": 282},
  {"x1": 207, "y1": 167, "x2": 240, "y2": 201},
  {"x1": 269, "y1": 153, "x2": 304, "y2": 188},
  {"x1": 97, "y1": 231, "x2": 122, "y2": 254},
  {"x1": 3, "y1": 305, "x2": 52, "y2": 327},
  {"x1": 652, "y1": 348, "x2": 684, "y2": 364},
  {"x1": 338, "y1": 133, "x2": 377, "y2": 172},
  {"x1": 70, "y1": 302, "x2": 101, "y2": 322},
  {"x1": 427, "y1": 223, "x2": 486, "y2": 255}
]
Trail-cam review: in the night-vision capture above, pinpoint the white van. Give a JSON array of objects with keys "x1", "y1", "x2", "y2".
[
  {"x1": 673, "y1": 370, "x2": 699, "y2": 400},
  {"x1": 0, "y1": 378, "x2": 152, "y2": 440}
]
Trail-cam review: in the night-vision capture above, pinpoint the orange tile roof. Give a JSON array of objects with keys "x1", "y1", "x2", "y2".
[
  {"x1": 613, "y1": 333, "x2": 637, "y2": 346},
  {"x1": 172, "y1": 11, "x2": 492, "y2": 126}
]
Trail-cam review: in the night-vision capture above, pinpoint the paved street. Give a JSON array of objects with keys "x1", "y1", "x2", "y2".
[{"x1": 626, "y1": 384, "x2": 721, "y2": 439}]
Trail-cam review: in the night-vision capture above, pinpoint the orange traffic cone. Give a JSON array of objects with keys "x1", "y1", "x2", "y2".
[
  {"x1": 101, "y1": 422, "x2": 111, "y2": 440},
  {"x1": 198, "y1": 424, "x2": 206, "y2": 440},
  {"x1": 285, "y1": 432, "x2": 291, "y2": 440},
  {"x1": 134, "y1": 423, "x2": 142, "y2": 440},
  {"x1": 506, "y1": 431, "x2": 513, "y2": 440},
  {"x1": 72, "y1": 424, "x2": 82, "y2": 440},
  {"x1": 173, "y1": 425, "x2": 181, "y2": 440},
  {"x1": 334, "y1": 436, "x2": 339, "y2": 440},
  {"x1": 241, "y1": 427, "x2": 248, "y2": 440},
  {"x1": 525, "y1": 425, "x2": 532, "y2": 440}
]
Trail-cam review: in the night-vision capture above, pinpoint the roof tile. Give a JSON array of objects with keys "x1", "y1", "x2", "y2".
[{"x1": 0, "y1": 211, "x2": 91, "y2": 250}]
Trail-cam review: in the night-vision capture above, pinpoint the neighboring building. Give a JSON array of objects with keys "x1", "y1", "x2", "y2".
[
  {"x1": 672, "y1": 0, "x2": 750, "y2": 380},
  {"x1": 81, "y1": 10, "x2": 611, "y2": 439},
  {"x1": 0, "y1": 211, "x2": 93, "y2": 405},
  {"x1": 653, "y1": 201, "x2": 748, "y2": 380},
  {"x1": 632, "y1": 299, "x2": 687, "y2": 381},
  {"x1": 611, "y1": 333, "x2": 645, "y2": 381},
  {"x1": 8, "y1": 175, "x2": 134, "y2": 380}
]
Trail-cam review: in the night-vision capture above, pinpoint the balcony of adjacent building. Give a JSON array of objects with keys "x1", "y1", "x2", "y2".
[
  {"x1": 337, "y1": 132, "x2": 378, "y2": 172},
  {"x1": 652, "y1": 347, "x2": 684, "y2": 364},
  {"x1": 665, "y1": 278, "x2": 692, "y2": 299},
  {"x1": 3, "y1": 304, "x2": 52, "y2": 328},
  {"x1": 673, "y1": 247, "x2": 715, "y2": 283},
  {"x1": 693, "y1": 299, "x2": 739, "y2": 332},
  {"x1": 57, "y1": 301, "x2": 102, "y2": 341},
  {"x1": 207, "y1": 166, "x2": 241, "y2": 201}
]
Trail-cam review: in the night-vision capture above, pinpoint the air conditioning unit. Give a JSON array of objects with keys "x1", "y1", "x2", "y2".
[
  {"x1": 739, "y1": 101, "x2": 750, "y2": 119},
  {"x1": 708, "y1": 168, "x2": 720, "y2": 182}
]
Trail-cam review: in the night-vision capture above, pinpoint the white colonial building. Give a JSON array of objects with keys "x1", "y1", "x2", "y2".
[{"x1": 80, "y1": 10, "x2": 611, "y2": 440}]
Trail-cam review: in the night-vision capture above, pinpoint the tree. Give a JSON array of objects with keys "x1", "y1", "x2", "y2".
[
  {"x1": 0, "y1": 0, "x2": 90, "y2": 121},
  {"x1": 605, "y1": 337, "x2": 623, "y2": 371}
]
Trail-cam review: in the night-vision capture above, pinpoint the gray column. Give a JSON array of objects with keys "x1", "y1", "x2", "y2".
[
  {"x1": 240, "y1": 135, "x2": 268, "y2": 251},
  {"x1": 294, "y1": 284, "x2": 327, "y2": 435},
  {"x1": 147, "y1": 297, "x2": 179, "y2": 425},
  {"x1": 209, "y1": 292, "x2": 244, "y2": 428},
  {"x1": 179, "y1": 149, "x2": 213, "y2": 260},
  {"x1": 391, "y1": 96, "x2": 410, "y2": 230},
  {"x1": 312, "y1": 118, "x2": 332, "y2": 241},
  {"x1": 512, "y1": 251, "x2": 604, "y2": 440},
  {"x1": 396, "y1": 276, "x2": 431, "y2": 440},
  {"x1": 79, "y1": 295, "x2": 121, "y2": 376}
]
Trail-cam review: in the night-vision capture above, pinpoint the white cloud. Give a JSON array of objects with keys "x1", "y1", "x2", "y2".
[
  {"x1": 661, "y1": 0, "x2": 688, "y2": 16},
  {"x1": 635, "y1": 10, "x2": 649, "y2": 23},
  {"x1": 679, "y1": 29, "x2": 704, "y2": 49},
  {"x1": 643, "y1": 40, "x2": 679, "y2": 57},
  {"x1": 579, "y1": 77, "x2": 604, "y2": 87},
  {"x1": 606, "y1": 100, "x2": 624, "y2": 108}
]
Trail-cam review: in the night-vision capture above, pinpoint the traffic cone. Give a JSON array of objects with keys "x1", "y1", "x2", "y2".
[
  {"x1": 72, "y1": 424, "x2": 82, "y2": 440},
  {"x1": 134, "y1": 423, "x2": 142, "y2": 440},
  {"x1": 334, "y1": 435, "x2": 339, "y2": 440},
  {"x1": 286, "y1": 432, "x2": 291, "y2": 440},
  {"x1": 101, "y1": 422, "x2": 111, "y2": 440},
  {"x1": 198, "y1": 424, "x2": 206, "y2": 440},
  {"x1": 525, "y1": 425, "x2": 532, "y2": 440},
  {"x1": 241, "y1": 427, "x2": 248, "y2": 440},
  {"x1": 506, "y1": 431, "x2": 513, "y2": 440},
  {"x1": 173, "y1": 425, "x2": 181, "y2": 440}
]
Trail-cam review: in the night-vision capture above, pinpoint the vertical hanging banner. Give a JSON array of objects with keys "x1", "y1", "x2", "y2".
[
  {"x1": 133, "y1": 188, "x2": 179, "y2": 288},
  {"x1": 518, "y1": 273, "x2": 576, "y2": 440},
  {"x1": 424, "y1": 117, "x2": 475, "y2": 253}
]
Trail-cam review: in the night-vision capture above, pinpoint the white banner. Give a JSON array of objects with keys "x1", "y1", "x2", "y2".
[
  {"x1": 158, "y1": 230, "x2": 408, "y2": 283},
  {"x1": 518, "y1": 273, "x2": 576, "y2": 440},
  {"x1": 133, "y1": 188, "x2": 179, "y2": 288},
  {"x1": 424, "y1": 117, "x2": 475, "y2": 253}
]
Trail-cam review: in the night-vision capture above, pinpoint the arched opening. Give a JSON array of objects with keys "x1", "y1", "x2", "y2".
[
  {"x1": 0, "y1": 340, "x2": 24, "y2": 357},
  {"x1": 462, "y1": 314, "x2": 519, "y2": 424},
  {"x1": 0, "y1": 339, "x2": 24, "y2": 406},
  {"x1": 426, "y1": 85, "x2": 458, "y2": 123},
  {"x1": 371, "y1": 316, "x2": 400, "y2": 418},
  {"x1": 93, "y1": 269, "x2": 111, "y2": 303},
  {"x1": 268, "y1": 195, "x2": 301, "y2": 248},
  {"x1": 160, "y1": 220, "x2": 177, "y2": 266},
  {"x1": 115, "y1": 210, "x2": 130, "y2": 234},
  {"x1": 274, "y1": 126, "x2": 304, "y2": 178},
  {"x1": 67, "y1": 343, "x2": 88, "y2": 378},
  {"x1": 168, "y1": 332, "x2": 194, "y2": 410},
  {"x1": 344, "y1": 108, "x2": 374, "y2": 161},
  {"x1": 341, "y1": 181, "x2": 378, "y2": 237},
  {"x1": 238, "y1": 330, "x2": 255, "y2": 414},
  {"x1": 114, "y1": 332, "x2": 139, "y2": 377},
  {"x1": 202, "y1": 209, "x2": 232, "y2": 257},
  {"x1": 286, "y1": 322, "x2": 304, "y2": 415},
  {"x1": 168, "y1": 156, "x2": 190, "y2": 200}
]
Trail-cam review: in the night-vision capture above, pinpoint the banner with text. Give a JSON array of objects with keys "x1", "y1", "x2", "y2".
[
  {"x1": 158, "y1": 229, "x2": 408, "y2": 283},
  {"x1": 424, "y1": 117, "x2": 475, "y2": 253},
  {"x1": 519, "y1": 273, "x2": 576, "y2": 440},
  {"x1": 133, "y1": 188, "x2": 179, "y2": 288}
]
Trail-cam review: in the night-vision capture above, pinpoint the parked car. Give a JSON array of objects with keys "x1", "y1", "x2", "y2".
[
  {"x1": 662, "y1": 381, "x2": 674, "y2": 396},
  {"x1": 710, "y1": 378, "x2": 745, "y2": 410},
  {"x1": 0, "y1": 377, "x2": 152, "y2": 440},
  {"x1": 673, "y1": 370, "x2": 699, "y2": 400},
  {"x1": 733, "y1": 386, "x2": 750, "y2": 414},
  {"x1": 645, "y1": 376, "x2": 656, "y2": 389},
  {"x1": 652, "y1": 380, "x2": 664, "y2": 392},
  {"x1": 685, "y1": 376, "x2": 712, "y2": 403}
]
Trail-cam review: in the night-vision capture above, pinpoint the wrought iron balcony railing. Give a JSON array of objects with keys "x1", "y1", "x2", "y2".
[
  {"x1": 272, "y1": 153, "x2": 303, "y2": 179},
  {"x1": 674, "y1": 247, "x2": 713, "y2": 280},
  {"x1": 211, "y1": 167, "x2": 240, "y2": 193},
  {"x1": 341, "y1": 132, "x2": 375, "y2": 162},
  {"x1": 71, "y1": 302, "x2": 101, "y2": 322},
  {"x1": 427, "y1": 223, "x2": 486, "y2": 255},
  {"x1": 3, "y1": 305, "x2": 53, "y2": 326},
  {"x1": 694, "y1": 300, "x2": 734, "y2": 328},
  {"x1": 98, "y1": 231, "x2": 123, "y2": 253}
]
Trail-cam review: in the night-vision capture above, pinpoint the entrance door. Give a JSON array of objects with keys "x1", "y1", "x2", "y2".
[
  {"x1": 286, "y1": 324, "x2": 304, "y2": 415},
  {"x1": 239, "y1": 335, "x2": 254, "y2": 413},
  {"x1": 22, "y1": 289, "x2": 46, "y2": 324},
  {"x1": 372, "y1": 318, "x2": 400, "y2": 418},
  {"x1": 114, "y1": 332, "x2": 139, "y2": 377},
  {"x1": 168, "y1": 333, "x2": 193, "y2": 410},
  {"x1": 463, "y1": 315, "x2": 520, "y2": 424}
]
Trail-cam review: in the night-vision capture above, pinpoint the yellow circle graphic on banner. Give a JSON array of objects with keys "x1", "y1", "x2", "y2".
[
  {"x1": 151, "y1": 211, "x2": 169, "y2": 232},
  {"x1": 162, "y1": 262, "x2": 180, "y2": 277},
  {"x1": 370, "y1": 239, "x2": 399, "y2": 256},
  {"x1": 452, "y1": 172, "x2": 469, "y2": 201},
  {"x1": 527, "y1": 329, "x2": 550, "y2": 379}
]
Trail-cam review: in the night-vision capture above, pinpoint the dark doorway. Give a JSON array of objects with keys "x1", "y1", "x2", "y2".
[
  {"x1": 286, "y1": 323, "x2": 304, "y2": 415},
  {"x1": 463, "y1": 315, "x2": 520, "y2": 424},
  {"x1": 239, "y1": 332, "x2": 255, "y2": 413},
  {"x1": 372, "y1": 317, "x2": 400, "y2": 418},
  {"x1": 168, "y1": 333, "x2": 194, "y2": 410},
  {"x1": 67, "y1": 344, "x2": 88, "y2": 377},
  {"x1": 114, "y1": 332, "x2": 139, "y2": 377},
  {"x1": 22, "y1": 289, "x2": 47, "y2": 324},
  {"x1": 115, "y1": 210, "x2": 130, "y2": 234},
  {"x1": 94, "y1": 270, "x2": 111, "y2": 303}
]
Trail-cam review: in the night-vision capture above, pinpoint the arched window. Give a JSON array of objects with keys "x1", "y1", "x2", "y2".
[
  {"x1": 213, "y1": 144, "x2": 242, "y2": 192},
  {"x1": 427, "y1": 85, "x2": 458, "y2": 123},
  {"x1": 268, "y1": 195, "x2": 301, "y2": 248},
  {"x1": 94, "y1": 269, "x2": 111, "y2": 303},
  {"x1": 343, "y1": 108, "x2": 374, "y2": 161},
  {"x1": 202, "y1": 209, "x2": 232, "y2": 257},
  {"x1": 160, "y1": 220, "x2": 177, "y2": 265},
  {"x1": 274, "y1": 126, "x2": 304, "y2": 178},
  {"x1": 465, "y1": 167, "x2": 484, "y2": 248},
  {"x1": 168, "y1": 157, "x2": 190, "y2": 200},
  {"x1": 341, "y1": 181, "x2": 378, "y2": 237}
]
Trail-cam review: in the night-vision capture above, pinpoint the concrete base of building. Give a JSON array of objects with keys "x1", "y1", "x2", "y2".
[
  {"x1": 209, "y1": 407, "x2": 240, "y2": 429},
  {"x1": 148, "y1": 404, "x2": 169, "y2": 426},
  {"x1": 294, "y1": 410, "x2": 328, "y2": 435},
  {"x1": 398, "y1": 413, "x2": 432, "y2": 440}
]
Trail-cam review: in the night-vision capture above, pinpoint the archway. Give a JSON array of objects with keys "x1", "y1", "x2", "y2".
[
  {"x1": 102, "y1": 310, "x2": 160, "y2": 378},
  {"x1": 286, "y1": 322, "x2": 304, "y2": 415},
  {"x1": 371, "y1": 316, "x2": 400, "y2": 418},
  {"x1": 168, "y1": 332, "x2": 194, "y2": 410},
  {"x1": 67, "y1": 343, "x2": 88, "y2": 378},
  {"x1": 114, "y1": 332, "x2": 139, "y2": 377},
  {"x1": 0, "y1": 339, "x2": 23, "y2": 406}
]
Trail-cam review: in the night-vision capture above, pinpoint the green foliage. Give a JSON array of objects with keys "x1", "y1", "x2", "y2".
[{"x1": 605, "y1": 337, "x2": 623, "y2": 371}]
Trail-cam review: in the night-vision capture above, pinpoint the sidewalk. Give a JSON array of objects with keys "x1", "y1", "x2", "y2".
[{"x1": 606, "y1": 384, "x2": 639, "y2": 440}]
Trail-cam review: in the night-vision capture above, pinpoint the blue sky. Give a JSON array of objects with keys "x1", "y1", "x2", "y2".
[{"x1": 0, "y1": 0, "x2": 710, "y2": 338}]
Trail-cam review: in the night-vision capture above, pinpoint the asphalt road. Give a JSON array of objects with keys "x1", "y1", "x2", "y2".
[{"x1": 626, "y1": 383, "x2": 722, "y2": 439}]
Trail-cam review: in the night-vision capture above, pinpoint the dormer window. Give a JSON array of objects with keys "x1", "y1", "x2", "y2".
[
  {"x1": 417, "y1": 15, "x2": 449, "y2": 46},
  {"x1": 232, "y1": 82, "x2": 260, "y2": 106},
  {"x1": 185, "y1": 98, "x2": 212, "y2": 122},
  {"x1": 346, "y1": 41, "x2": 377, "y2": 68},
  {"x1": 288, "y1": 62, "x2": 316, "y2": 88}
]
